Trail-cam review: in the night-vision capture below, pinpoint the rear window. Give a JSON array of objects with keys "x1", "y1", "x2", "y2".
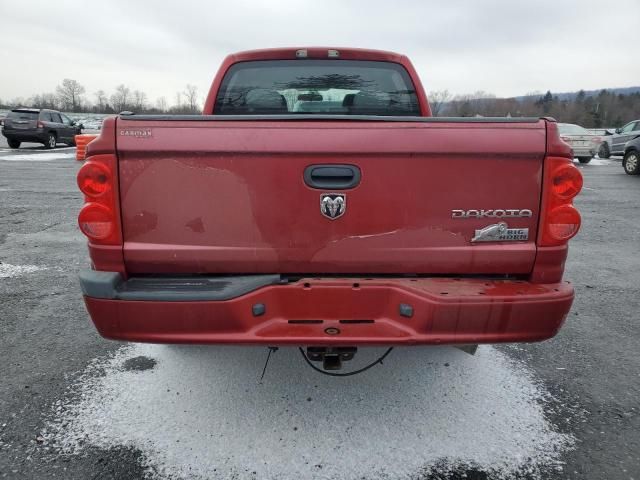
[
  {"x1": 8, "y1": 110, "x2": 38, "y2": 120},
  {"x1": 558, "y1": 124, "x2": 588, "y2": 135},
  {"x1": 214, "y1": 60, "x2": 421, "y2": 116}
]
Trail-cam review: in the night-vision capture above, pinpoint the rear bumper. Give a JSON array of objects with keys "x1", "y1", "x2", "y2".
[
  {"x1": 2, "y1": 128, "x2": 48, "y2": 143},
  {"x1": 571, "y1": 146, "x2": 596, "y2": 157},
  {"x1": 80, "y1": 271, "x2": 574, "y2": 346}
]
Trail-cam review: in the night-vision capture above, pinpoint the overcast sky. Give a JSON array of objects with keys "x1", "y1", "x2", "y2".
[{"x1": 1, "y1": 0, "x2": 638, "y2": 107}]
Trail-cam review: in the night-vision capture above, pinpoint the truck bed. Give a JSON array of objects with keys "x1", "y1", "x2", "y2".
[{"x1": 77, "y1": 47, "x2": 581, "y2": 350}]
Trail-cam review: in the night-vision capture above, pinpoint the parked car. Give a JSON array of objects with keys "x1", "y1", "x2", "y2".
[
  {"x1": 76, "y1": 47, "x2": 582, "y2": 371},
  {"x1": 598, "y1": 119, "x2": 640, "y2": 158},
  {"x1": 623, "y1": 137, "x2": 640, "y2": 175},
  {"x1": 588, "y1": 128, "x2": 615, "y2": 136},
  {"x1": 1, "y1": 108, "x2": 82, "y2": 149},
  {"x1": 558, "y1": 123, "x2": 601, "y2": 163}
]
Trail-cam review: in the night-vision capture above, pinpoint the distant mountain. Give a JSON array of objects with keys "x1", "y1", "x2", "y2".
[{"x1": 514, "y1": 86, "x2": 640, "y2": 101}]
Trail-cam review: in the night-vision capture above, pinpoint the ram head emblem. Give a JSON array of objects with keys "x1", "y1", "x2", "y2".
[{"x1": 320, "y1": 194, "x2": 346, "y2": 220}]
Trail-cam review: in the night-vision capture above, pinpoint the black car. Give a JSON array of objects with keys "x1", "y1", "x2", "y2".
[{"x1": 1, "y1": 108, "x2": 82, "y2": 149}]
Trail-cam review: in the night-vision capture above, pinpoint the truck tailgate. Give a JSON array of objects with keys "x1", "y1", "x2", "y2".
[{"x1": 116, "y1": 118, "x2": 546, "y2": 275}]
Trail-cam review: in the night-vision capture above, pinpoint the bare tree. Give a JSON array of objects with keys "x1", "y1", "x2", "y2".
[
  {"x1": 28, "y1": 95, "x2": 42, "y2": 108},
  {"x1": 132, "y1": 90, "x2": 148, "y2": 111},
  {"x1": 183, "y1": 84, "x2": 199, "y2": 113},
  {"x1": 110, "y1": 84, "x2": 131, "y2": 112},
  {"x1": 429, "y1": 90, "x2": 452, "y2": 116},
  {"x1": 10, "y1": 97, "x2": 25, "y2": 107},
  {"x1": 56, "y1": 79, "x2": 85, "y2": 112},
  {"x1": 156, "y1": 96, "x2": 167, "y2": 112},
  {"x1": 94, "y1": 90, "x2": 107, "y2": 111},
  {"x1": 168, "y1": 92, "x2": 186, "y2": 113},
  {"x1": 29, "y1": 93, "x2": 59, "y2": 110}
]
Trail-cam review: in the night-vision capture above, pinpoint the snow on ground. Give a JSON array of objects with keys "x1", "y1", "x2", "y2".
[
  {"x1": 573, "y1": 157, "x2": 620, "y2": 166},
  {"x1": 0, "y1": 151, "x2": 76, "y2": 161},
  {"x1": 0, "y1": 263, "x2": 46, "y2": 278},
  {"x1": 68, "y1": 113, "x2": 110, "y2": 131},
  {"x1": 581, "y1": 158, "x2": 616, "y2": 166},
  {"x1": 44, "y1": 344, "x2": 573, "y2": 479}
]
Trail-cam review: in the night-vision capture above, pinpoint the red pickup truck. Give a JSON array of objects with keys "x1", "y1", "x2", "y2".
[{"x1": 77, "y1": 47, "x2": 582, "y2": 370}]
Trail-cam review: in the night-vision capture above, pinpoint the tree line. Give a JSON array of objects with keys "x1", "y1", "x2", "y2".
[
  {"x1": 430, "y1": 89, "x2": 640, "y2": 127},
  {"x1": 2, "y1": 79, "x2": 638, "y2": 127},
  {"x1": 0, "y1": 79, "x2": 202, "y2": 114}
]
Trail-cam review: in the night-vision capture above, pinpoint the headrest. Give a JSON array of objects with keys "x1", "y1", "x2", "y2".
[{"x1": 245, "y1": 89, "x2": 287, "y2": 112}]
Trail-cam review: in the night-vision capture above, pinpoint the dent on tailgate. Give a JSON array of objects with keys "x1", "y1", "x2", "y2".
[{"x1": 116, "y1": 118, "x2": 546, "y2": 275}]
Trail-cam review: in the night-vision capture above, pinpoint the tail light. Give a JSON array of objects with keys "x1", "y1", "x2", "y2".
[
  {"x1": 560, "y1": 136, "x2": 571, "y2": 142},
  {"x1": 76, "y1": 154, "x2": 121, "y2": 245},
  {"x1": 37, "y1": 121, "x2": 44, "y2": 128},
  {"x1": 551, "y1": 163, "x2": 583, "y2": 199},
  {"x1": 77, "y1": 162, "x2": 111, "y2": 196},
  {"x1": 591, "y1": 136, "x2": 601, "y2": 143},
  {"x1": 545, "y1": 205, "x2": 581, "y2": 241},
  {"x1": 78, "y1": 203, "x2": 115, "y2": 239},
  {"x1": 539, "y1": 157, "x2": 583, "y2": 246}
]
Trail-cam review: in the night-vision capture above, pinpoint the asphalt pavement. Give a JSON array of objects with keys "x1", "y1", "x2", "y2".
[{"x1": 0, "y1": 141, "x2": 638, "y2": 480}]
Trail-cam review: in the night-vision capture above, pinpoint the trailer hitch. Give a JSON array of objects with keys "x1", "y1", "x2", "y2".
[{"x1": 305, "y1": 346, "x2": 358, "y2": 371}]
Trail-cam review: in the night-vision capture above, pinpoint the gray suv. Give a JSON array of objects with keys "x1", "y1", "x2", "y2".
[
  {"x1": 623, "y1": 137, "x2": 640, "y2": 175},
  {"x1": 598, "y1": 119, "x2": 640, "y2": 158},
  {"x1": 1, "y1": 108, "x2": 82, "y2": 149}
]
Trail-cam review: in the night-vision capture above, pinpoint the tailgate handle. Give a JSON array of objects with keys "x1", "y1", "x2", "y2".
[{"x1": 304, "y1": 164, "x2": 361, "y2": 189}]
